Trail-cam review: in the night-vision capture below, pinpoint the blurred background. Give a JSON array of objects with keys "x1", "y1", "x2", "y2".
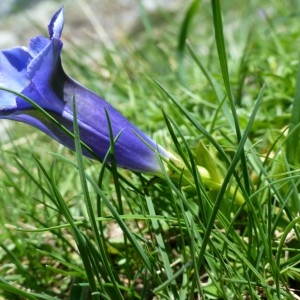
[{"x1": 0, "y1": 0, "x2": 182, "y2": 48}]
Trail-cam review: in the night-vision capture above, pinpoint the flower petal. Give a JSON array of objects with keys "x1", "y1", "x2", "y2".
[
  {"x1": 20, "y1": 38, "x2": 64, "y2": 112},
  {"x1": 0, "y1": 47, "x2": 31, "y2": 109},
  {"x1": 59, "y1": 79, "x2": 167, "y2": 172},
  {"x1": 48, "y1": 7, "x2": 64, "y2": 39},
  {"x1": 28, "y1": 36, "x2": 49, "y2": 57},
  {"x1": 0, "y1": 7, "x2": 169, "y2": 173}
]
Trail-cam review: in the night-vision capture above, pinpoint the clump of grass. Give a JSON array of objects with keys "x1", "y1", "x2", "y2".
[{"x1": 1, "y1": 0, "x2": 300, "y2": 299}]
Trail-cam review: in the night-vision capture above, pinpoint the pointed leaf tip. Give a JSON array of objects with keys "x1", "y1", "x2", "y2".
[{"x1": 48, "y1": 7, "x2": 64, "y2": 39}]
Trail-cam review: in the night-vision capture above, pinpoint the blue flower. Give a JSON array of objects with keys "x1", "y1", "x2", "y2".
[{"x1": 0, "y1": 7, "x2": 171, "y2": 173}]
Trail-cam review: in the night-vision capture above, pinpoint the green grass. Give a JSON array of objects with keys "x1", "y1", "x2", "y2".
[{"x1": 1, "y1": 0, "x2": 300, "y2": 299}]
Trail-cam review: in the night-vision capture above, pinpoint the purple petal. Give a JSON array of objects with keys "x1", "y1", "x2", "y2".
[
  {"x1": 0, "y1": 47, "x2": 31, "y2": 108},
  {"x1": 0, "y1": 7, "x2": 168, "y2": 173},
  {"x1": 48, "y1": 7, "x2": 64, "y2": 39},
  {"x1": 59, "y1": 78, "x2": 167, "y2": 171},
  {"x1": 21, "y1": 38, "x2": 64, "y2": 112},
  {"x1": 28, "y1": 36, "x2": 49, "y2": 57}
]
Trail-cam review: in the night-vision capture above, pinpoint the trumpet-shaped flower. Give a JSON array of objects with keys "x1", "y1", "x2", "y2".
[{"x1": 0, "y1": 7, "x2": 171, "y2": 173}]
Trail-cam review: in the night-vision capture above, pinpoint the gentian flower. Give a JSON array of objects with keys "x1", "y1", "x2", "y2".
[{"x1": 0, "y1": 7, "x2": 172, "y2": 173}]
